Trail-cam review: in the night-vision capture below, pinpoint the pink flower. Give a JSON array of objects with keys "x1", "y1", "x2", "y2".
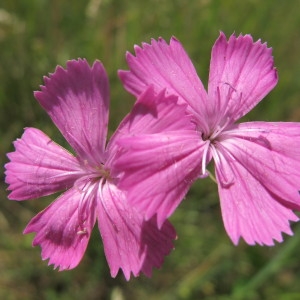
[
  {"x1": 5, "y1": 59, "x2": 180, "y2": 279},
  {"x1": 117, "y1": 32, "x2": 300, "y2": 246}
]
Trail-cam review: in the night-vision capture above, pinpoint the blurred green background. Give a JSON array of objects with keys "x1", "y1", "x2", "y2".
[{"x1": 1, "y1": 0, "x2": 300, "y2": 299}]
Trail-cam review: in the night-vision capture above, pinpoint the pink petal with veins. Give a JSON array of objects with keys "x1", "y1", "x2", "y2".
[
  {"x1": 34, "y1": 59, "x2": 109, "y2": 165},
  {"x1": 97, "y1": 182, "x2": 176, "y2": 280},
  {"x1": 24, "y1": 182, "x2": 97, "y2": 270},
  {"x1": 116, "y1": 132, "x2": 204, "y2": 226},
  {"x1": 207, "y1": 32, "x2": 278, "y2": 125},
  {"x1": 119, "y1": 37, "x2": 208, "y2": 128},
  {"x1": 5, "y1": 127, "x2": 82, "y2": 200}
]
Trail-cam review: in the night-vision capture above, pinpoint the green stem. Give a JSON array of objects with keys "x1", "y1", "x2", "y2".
[{"x1": 207, "y1": 170, "x2": 217, "y2": 184}]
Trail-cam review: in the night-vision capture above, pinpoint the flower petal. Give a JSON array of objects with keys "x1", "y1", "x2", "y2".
[
  {"x1": 34, "y1": 59, "x2": 109, "y2": 165},
  {"x1": 215, "y1": 122, "x2": 300, "y2": 245},
  {"x1": 97, "y1": 183, "x2": 176, "y2": 280},
  {"x1": 216, "y1": 153, "x2": 298, "y2": 246},
  {"x1": 107, "y1": 86, "x2": 195, "y2": 158},
  {"x1": 222, "y1": 122, "x2": 300, "y2": 209},
  {"x1": 24, "y1": 183, "x2": 97, "y2": 270},
  {"x1": 120, "y1": 86, "x2": 195, "y2": 133},
  {"x1": 5, "y1": 128, "x2": 82, "y2": 200},
  {"x1": 115, "y1": 131, "x2": 204, "y2": 226},
  {"x1": 208, "y1": 32, "x2": 278, "y2": 123},
  {"x1": 119, "y1": 37, "x2": 208, "y2": 127}
]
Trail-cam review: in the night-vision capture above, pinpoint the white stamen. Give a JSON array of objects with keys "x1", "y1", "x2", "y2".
[
  {"x1": 201, "y1": 141, "x2": 210, "y2": 176},
  {"x1": 77, "y1": 228, "x2": 87, "y2": 235},
  {"x1": 210, "y1": 116, "x2": 231, "y2": 141}
]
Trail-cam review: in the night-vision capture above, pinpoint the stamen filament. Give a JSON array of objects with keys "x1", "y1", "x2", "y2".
[
  {"x1": 201, "y1": 141, "x2": 210, "y2": 176},
  {"x1": 207, "y1": 170, "x2": 217, "y2": 184}
]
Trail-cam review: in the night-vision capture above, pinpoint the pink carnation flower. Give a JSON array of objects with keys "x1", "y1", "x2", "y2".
[
  {"x1": 5, "y1": 59, "x2": 181, "y2": 279},
  {"x1": 117, "y1": 32, "x2": 300, "y2": 246}
]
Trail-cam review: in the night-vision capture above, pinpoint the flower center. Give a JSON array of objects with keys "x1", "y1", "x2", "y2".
[
  {"x1": 200, "y1": 117, "x2": 232, "y2": 179},
  {"x1": 95, "y1": 164, "x2": 111, "y2": 182},
  {"x1": 74, "y1": 162, "x2": 112, "y2": 237},
  {"x1": 81, "y1": 159, "x2": 112, "y2": 183}
]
